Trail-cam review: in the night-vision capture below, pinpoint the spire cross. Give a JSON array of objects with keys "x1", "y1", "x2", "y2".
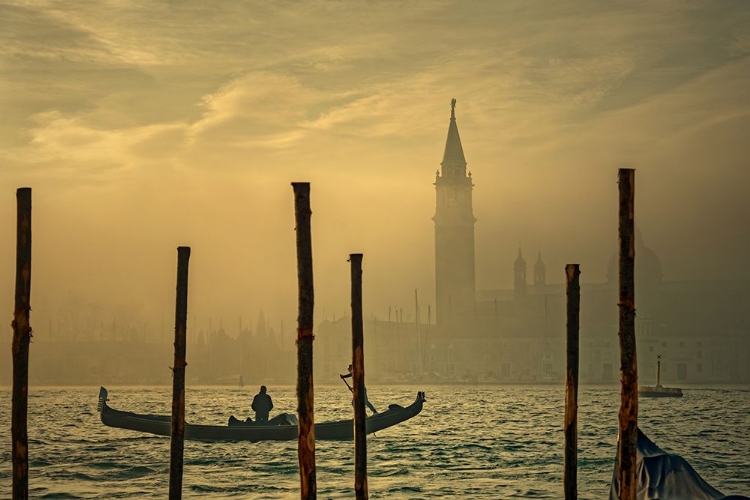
[{"x1": 450, "y1": 98, "x2": 456, "y2": 118}]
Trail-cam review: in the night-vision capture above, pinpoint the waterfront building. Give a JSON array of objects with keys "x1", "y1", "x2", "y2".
[{"x1": 316, "y1": 100, "x2": 750, "y2": 385}]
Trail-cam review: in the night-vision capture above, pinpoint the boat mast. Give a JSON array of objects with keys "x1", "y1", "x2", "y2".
[
  {"x1": 424, "y1": 306, "x2": 430, "y2": 375},
  {"x1": 415, "y1": 289, "x2": 422, "y2": 376},
  {"x1": 656, "y1": 355, "x2": 661, "y2": 387}
]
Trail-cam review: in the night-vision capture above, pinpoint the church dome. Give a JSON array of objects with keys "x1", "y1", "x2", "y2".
[{"x1": 606, "y1": 230, "x2": 663, "y2": 287}]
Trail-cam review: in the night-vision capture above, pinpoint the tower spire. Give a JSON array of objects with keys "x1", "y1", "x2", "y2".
[
  {"x1": 514, "y1": 248, "x2": 527, "y2": 296},
  {"x1": 442, "y1": 98, "x2": 467, "y2": 171},
  {"x1": 534, "y1": 251, "x2": 546, "y2": 286}
]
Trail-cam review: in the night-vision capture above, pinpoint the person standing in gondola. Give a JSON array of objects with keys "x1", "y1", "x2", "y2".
[
  {"x1": 251, "y1": 385, "x2": 274, "y2": 422},
  {"x1": 341, "y1": 364, "x2": 378, "y2": 414}
]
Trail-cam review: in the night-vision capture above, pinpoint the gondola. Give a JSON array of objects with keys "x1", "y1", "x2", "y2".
[
  {"x1": 97, "y1": 387, "x2": 425, "y2": 442},
  {"x1": 610, "y1": 428, "x2": 750, "y2": 499}
]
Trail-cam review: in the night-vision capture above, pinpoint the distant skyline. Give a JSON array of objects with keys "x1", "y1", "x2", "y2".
[{"x1": 1, "y1": 1, "x2": 749, "y2": 336}]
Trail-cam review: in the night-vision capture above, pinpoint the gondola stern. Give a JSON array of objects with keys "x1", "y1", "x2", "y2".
[{"x1": 97, "y1": 386, "x2": 109, "y2": 414}]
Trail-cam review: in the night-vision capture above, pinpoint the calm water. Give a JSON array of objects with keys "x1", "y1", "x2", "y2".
[{"x1": 1, "y1": 385, "x2": 749, "y2": 499}]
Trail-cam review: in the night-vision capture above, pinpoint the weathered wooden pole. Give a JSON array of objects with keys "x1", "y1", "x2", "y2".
[
  {"x1": 292, "y1": 182, "x2": 317, "y2": 499},
  {"x1": 169, "y1": 246, "x2": 191, "y2": 500},
  {"x1": 617, "y1": 168, "x2": 638, "y2": 500},
  {"x1": 564, "y1": 264, "x2": 580, "y2": 500},
  {"x1": 12, "y1": 187, "x2": 32, "y2": 500},
  {"x1": 349, "y1": 253, "x2": 368, "y2": 500}
]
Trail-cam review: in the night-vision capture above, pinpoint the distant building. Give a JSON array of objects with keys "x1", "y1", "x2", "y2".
[
  {"x1": 433, "y1": 97, "x2": 476, "y2": 330},
  {"x1": 316, "y1": 99, "x2": 750, "y2": 386}
]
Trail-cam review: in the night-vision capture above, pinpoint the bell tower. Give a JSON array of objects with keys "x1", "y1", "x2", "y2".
[
  {"x1": 433, "y1": 99, "x2": 476, "y2": 328},
  {"x1": 514, "y1": 248, "x2": 527, "y2": 296},
  {"x1": 534, "y1": 251, "x2": 546, "y2": 286}
]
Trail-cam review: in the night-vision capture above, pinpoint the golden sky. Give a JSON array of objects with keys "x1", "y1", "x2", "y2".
[{"x1": 1, "y1": 1, "x2": 749, "y2": 337}]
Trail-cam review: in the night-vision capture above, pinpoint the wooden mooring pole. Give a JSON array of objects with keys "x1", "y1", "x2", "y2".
[
  {"x1": 12, "y1": 187, "x2": 32, "y2": 500},
  {"x1": 292, "y1": 182, "x2": 317, "y2": 499},
  {"x1": 169, "y1": 246, "x2": 191, "y2": 499},
  {"x1": 564, "y1": 264, "x2": 580, "y2": 500},
  {"x1": 617, "y1": 168, "x2": 638, "y2": 500},
  {"x1": 349, "y1": 253, "x2": 368, "y2": 500}
]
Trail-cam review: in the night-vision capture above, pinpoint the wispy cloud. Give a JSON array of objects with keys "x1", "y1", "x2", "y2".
[
  {"x1": 188, "y1": 72, "x2": 320, "y2": 141},
  {"x1": 730, "y1": 28, "x2": 750, "y2": 56}
]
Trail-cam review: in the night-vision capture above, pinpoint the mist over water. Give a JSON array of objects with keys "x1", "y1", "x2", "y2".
[{"x1": 1, "y1": 385, "x2": 748, "y2": 499}]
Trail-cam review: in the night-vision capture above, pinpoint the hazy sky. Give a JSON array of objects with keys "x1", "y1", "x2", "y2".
[{"x1": 1, "y1": 1, "x2": 749, "y2": 336}]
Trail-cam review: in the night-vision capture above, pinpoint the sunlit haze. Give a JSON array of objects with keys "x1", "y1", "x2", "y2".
[{"x1": 1, "y1": 1, "x2": 749, "y2": 371}]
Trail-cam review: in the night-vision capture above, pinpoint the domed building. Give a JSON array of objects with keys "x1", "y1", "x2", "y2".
[
  {"x1": 313, "y1": 100, "x2": 750, "y2": 387},
  {"x1": 605, "y1": 229, "x2": 663, "y2": 319},
  {"x1": 606, "y1": 230, "x2": 662, "y2": 285}
]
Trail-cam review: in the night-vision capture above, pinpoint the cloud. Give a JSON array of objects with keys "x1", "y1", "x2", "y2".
[
  {"x1": 14, "y1": 110, "x2": 186, "y2": 179},
  {"x1": 188, "y1": 72, "x2": 320, "y2": 142},
  {"x1": 730, "y1": 28, "x2": 750, "y2": 57}
]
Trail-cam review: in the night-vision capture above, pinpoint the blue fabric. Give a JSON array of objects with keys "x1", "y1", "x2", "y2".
[{"x1": 610, "y1": 429, "x2": 749, "y2": 500}]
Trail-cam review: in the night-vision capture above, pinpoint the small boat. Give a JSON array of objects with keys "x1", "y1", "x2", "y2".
[
  {"x1": 610, "y1": 428, "x2": 750, "y2": 499},
  {"x1": 639, "y1": 355, "x2": 683, "y2": 398},
  {"x1": 639, "y1": 385, "x2": 684, "y2": 398},
  {"x1": 98, "y1": 387, "x2": 426, "y2": 442}
]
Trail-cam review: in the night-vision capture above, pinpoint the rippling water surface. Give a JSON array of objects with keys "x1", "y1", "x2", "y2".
[{"x1": 1, "y1": 385, "x2": 749, "y2": 498}]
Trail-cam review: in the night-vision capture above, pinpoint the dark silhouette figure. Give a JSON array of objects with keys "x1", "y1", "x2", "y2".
[
  {"x1": 251, "y1": 385, "x2": 274, "y2": 422},
  {"x1": 341, "y1": 364, "x2": 378, "y2": 414}
]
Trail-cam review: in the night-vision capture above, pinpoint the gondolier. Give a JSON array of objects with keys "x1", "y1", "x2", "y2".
[
  {"x1": 341, "y1": 364, "x2": 378, "y2": 414},
  {"x1": 251, "y1": 385, "x2": 274, "y2": 422}
]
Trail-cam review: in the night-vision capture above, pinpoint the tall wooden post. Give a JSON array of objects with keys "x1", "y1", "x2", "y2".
[
  {"x1": 349, "y1": 254, "x2": 368, "y2": 500},
  {"x1": 617, "y1": 168, "x2": 638, "y2": 500},
  {"x1": 564, "y1": 264, "x2": 580, "y2": 500},
  {"x1": 292, "y1": 182, "x2": 316, "y2": 499},
  {"x1": 12, "y1": 187, "x2": 32, "y2": 500},
  {"x1": 169, "y1": 246, "x2": 191, "y2": 500}
]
